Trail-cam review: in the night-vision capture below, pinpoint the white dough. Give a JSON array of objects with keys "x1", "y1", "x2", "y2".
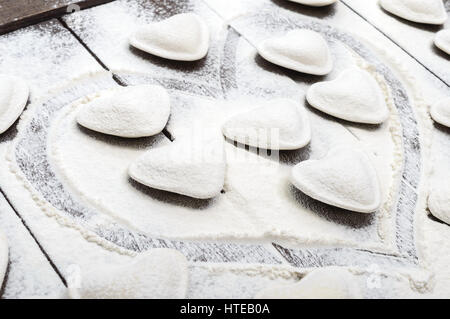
[
  {"x1": 76, "y1": 84, "x2": 170, "y2": 138},
  {"x1": 287, "y1": 0, "x2": 337, "y2": 6},
  {"x1": 435, "y1": 29, "x2": 450, "y2": 55},
  {"x1": 71, "y1": 249, "x2": 189, "y2": 299},
  {"x1": 430, "y1": 98, "x2": 450, "y2": 128},
  {"x1": 257, "y1": 29, "x2": 333, "y2": 75},
  {"x1": 428, "y1": 181, "x2": 450, "y2": 225},
  {"x1": 0, "y1": 75, "x2": 29, "y2": 134},
  {"x1": 0, "y1": 229, "x2": 8, "y2": 289},
  {"x1": 129, "y1": 139, "x2": 226, "y2": 199},
  {"x1": 255, "y1": 267, "x2": 362, "y2": 299},
  {"x1": 379, "y1": 0, "x2": 448, "y2": 25},
  {"x1": 222, "y1": 98, "x2": 311, "y2": 150},
  {"x1": 306, "y1": 67, "x2": 389, "y2": 124},
  {"x1": 291, "y1": 146, "x2": 382, "y2": 213},
  {"x1": 129, "y1": 13, "x2": 210, "y2": 61}
]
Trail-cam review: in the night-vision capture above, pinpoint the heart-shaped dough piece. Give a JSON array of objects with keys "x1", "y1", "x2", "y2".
[
  {"x1": 0, "y1": 229, "x2": 8, "y2": 289},
  {"x1": 430, "y1": 98, "x2": 450, "y2": 128},
  {"x1": 287, "y1": 0, "x2": 337, "y2": 6},
  {"x1": 77, "y1": 84, "x2": 170, "y2": 138},
  {"x1": 257, "y1": 29, "x2": 333, "y2": 75},
  {"x1": 435, "y1": 30, "x2": 450, "y2": 55},
  {"x1": 255, "y1": 267, "x2": 362, "y2": 299},
  {"x1": 291, "y1": 147, "x2": 382, "y2": 213},
  {"x1": 379, "y1": 0, "x2": 447, "y2": 25},
  {"x1": 222, "y1": 99, "x2": 311, "y2": 150},
  {"x1": 0, "y1": 75, "x2": 29, "y2": 134},
  {"x1": 70, "y1": 249, "x2": 189, "y2": 299},
  {"x1": 129, "y1": 140, "x2": 225, "y2": 199},
  {"x1": 428, "y1": 181, "x2": 450, "y2": 225},
  {"x1": 306, "y1": 67, "x2": 389, "y2": 124},
  {"x1": 130, "y1": 13, "x2": 209, "y2": 61}
]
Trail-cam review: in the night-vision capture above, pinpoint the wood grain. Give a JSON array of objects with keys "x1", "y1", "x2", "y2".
[{"x1": 0, "y1": 0, "x2": 115, "y2": 35}]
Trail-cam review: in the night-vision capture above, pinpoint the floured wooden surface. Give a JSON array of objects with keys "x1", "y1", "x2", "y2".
[
  {"x1": 342, "y1": 0, "x2": 450, "y2": 85},
  {"x1": 0, "y1": 0, "x2": 449, "y2": 298}
]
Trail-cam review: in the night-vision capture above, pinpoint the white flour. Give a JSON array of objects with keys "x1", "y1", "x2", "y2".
[{"x1": 1, "y1": 0, "x2": 449, "y2": 298}]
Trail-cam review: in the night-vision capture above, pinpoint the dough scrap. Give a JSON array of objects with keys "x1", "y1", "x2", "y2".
[
  {"x1": 76, "y1": 84, "x2": 170, "y2": 138},
  {"x1": 0, "y1": 229, "x2": 8, "y2": 290},
  {"x1": 435, "y1": 30, "x2": 450, "y2": 55},
  {"x1": 71, "y1": 249, "x2": 189, "y2": 299},
  {"x1": 257, "y1": 29, "x2": 333, "y2": 75},
  {"x1": 130, "y1": 13, "x2": 210, "y2": 61},
  {"x1": 222, "y1": 98, "x2": 311, "y2": 150},
  {"x1": 379, "y1": 0, "x2": 447, "y2": 25},
  {"x1": 290, "y1": 146, "x2": 382, "y2": 213},
  {"x1": 306, "y1": 67, "x2": 389, "y2": 124},
  {"x1": 255, "y1": 266, "x2": 362, "y2": 299},
  {"x1": 430, "y1": 98, "x2": 450, "y2": 128},
  {"x1": 0, "y1": 75, "x2": 29, "y2": 134},
  {"x1": 129, "y1": 139, "x2": 225, "y2": 199}
]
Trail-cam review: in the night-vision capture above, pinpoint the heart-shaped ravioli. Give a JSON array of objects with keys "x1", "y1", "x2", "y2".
[
  {"x1": 0, "y1": 75, "x2": 29, "y2": 134},
  {"x1": 428, "y1": 181, "x2": 450, "y2": 225},
  {"x1": 255, "y1": 267, "x2": 361, "y2": 299},
  {"x1": 257, "y1": 29, "x2": 333, "y2": 75},
  {"x1": 430, "y1": 98, "x2": 450, "y2": 128},
  {"x1": 129, "y1": 140, "x2": 225, "y2": 199},
  {"x1": 0, "y1": 229, "x2": 8, "y2": 289},
  {"x1": 70, "y1": 249, "x2": 189, "y2": 299},
  {"x1": 290, "y1": 147, "x2": 382, "y2": 213},
  {"x1": 287, "y1": 0, "x2": 337, "y2": 6},
  {"x1": 130, "y1": 13, "x2": 210, "y2": 61},
  {"x1": 306, "y1": 67, "x2": 389, "y2": 124},
  {"x1": 77, "y1": 84, "x2": 170, "y2": 138},
  {"x1": 379, "y1": 0, "x2": 447, "y2": 25},
  {"x1": 222, "y1": 98, "x2": 311, "y2": 150},
  {"x1": 435, "y1": 30, "x2": 450, "y2": 55}
]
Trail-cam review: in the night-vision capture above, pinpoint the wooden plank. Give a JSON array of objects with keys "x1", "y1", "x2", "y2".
[
  {"x1": 0, "y1": 192, "x2": 65, "y2": 298},
  {"x1": 0, "y1": 0, "x2": 116, "y2": 35},
  {"x1": 0, "y1": 19, "x2": 117, "y2": 295},
  {"x1": 341, "y1": 0, "x2": 450, "y2": 86}
]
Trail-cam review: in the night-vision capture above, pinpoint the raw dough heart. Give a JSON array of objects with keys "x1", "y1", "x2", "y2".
[
  {"x1": 428, "y1": 181, "x2": 450, "y2": 225},
  {"x1": 430, "y1": 98, "x2": 450, "y2": 128},
  {"x1": 77, "y1": 84, "x2": 170, "y2": 138},
  {"x1": 290, "y1": 147, "x2": 382, "y2": 213},
  {"x1": 287, "y1": 0, "x2": 337, "y2": 6},
  {"x1": 222, "y1": 98, "x2": 311, "y2": 150},
  {"x1": 129, "y1": 140, "x2": 225, "y2": 199},
  {"x1": 255, "y1": 267, "x2": 362, "y2": 299},
  {"x1": 379, "y1": 0, "x2": 447, "y2": 25},
  {"x1": 0, "y1": 229, "x2": 8, "y2": 289},
  {"x1": 257, "y1": 29, "x2": 333, "y2": 75},
  {"x1": 435, "y1": 30, "x2": 450, "y2": 55},
  {"x1": 306, "y1": 67, "x2": 389, "y2": 124},
  {"x1": 130, "y1": 13, "x2": 210, "y2": 61},
  {"x1": 0, "y1": 75, "x2": 29, "y2": 134},
  {"x1": 71, "y1": 249, "x2": 189, "y2": 299}
]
